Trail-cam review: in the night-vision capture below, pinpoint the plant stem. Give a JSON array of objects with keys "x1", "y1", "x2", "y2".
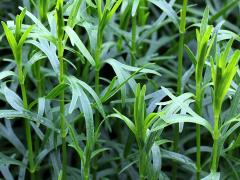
[
  {"x1": 92, "y1": 13, "x2": 103, "y2": 180},
  {"x1": 173, "y1": 1, "x2": 187, "y2": 177},
  {"x1": 139, "y1": 150, "x2": 146, "y2": 180},
  {"x1": 58, "y1": 35, "x2": 67, "y2": 180},
  {"x1": 195, "y1": 83, "x2": 202, "y2": 180},
  {"x1": 196, "y1": 124, "x2": 201, "y2": 179},
  {"x1": 83, "y1": 148, "x2": 91, "y2": 180},
  {"x1": 131, "y1": 14, "x2": 137, "y2": 66},
  {"x1": 95, "y1": 25, "x2": 103, "y2": 96},
  {"x1": 173, "y1": 32, "x2": 185, "y2": 179},
  {"x1": 211, "y1": 113, "x2": 220, "y2": 172},
  {"x1": 17, "y1": 48, "x2": 35, "y2": 179},
  {"x1": 177, "y1": 33, "x2": 184, "y2": 96},
  {"x1": 20, "y1": 83, "x2": 35, "y2": 180}
]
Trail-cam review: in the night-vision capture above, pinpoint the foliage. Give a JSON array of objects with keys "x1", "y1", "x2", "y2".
[{"x1": 0, "y1": 0, "x2": 240, "y2": 179}]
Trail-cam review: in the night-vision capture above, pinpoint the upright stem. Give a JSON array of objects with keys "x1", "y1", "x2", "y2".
[
  {"x1": 177, "y1": 33, "x2": 184, "y2": 95},
  {"x1": 139, "y1": 149, "x2": 146, "y2": 180},
  {"x1": 83, "y1": 147, "x2": 91, "y2": 180},
  {"x1": 56, "y1": 0, "x2": 67, "y2": 177},
  {"x1": 196, "y1": 124, "x2": 201, "y2": 179},
  {"x1": 195, "y1": 83, "x2": 202, "y2": 180},
  {"x1": 131, "y1": 14, "x2": 137, "y2": 66},
  {"x1": 211, "y1": 113, "x2": 220, "y2": 172},
  {"x1": 95, "y1": 28, "x2": 103, "y2": 96},
  {"x1": 17, "y1": 49, "x2": 35, "y2": 179},
  {"x1": 173, "y1": 0, "x2": 187, "y2": 177},
  {"x1": 20, "y1": 83, "x2": 35, "y2": 180},
  {"x1": 92, "y1": 18, "x2": 103, "y2": 180},
  {"x1": 58, "y1": 38, "x2": 67, "y2": 180},
  {"x1": 173, "y1": 32, "x2": 185, "y2": 179}
]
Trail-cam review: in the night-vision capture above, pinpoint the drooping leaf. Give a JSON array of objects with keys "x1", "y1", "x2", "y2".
[{"x1": 64, "y1": 26, "x2": 95, "y2": 66}]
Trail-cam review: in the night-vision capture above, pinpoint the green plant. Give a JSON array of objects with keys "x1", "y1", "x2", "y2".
[
  {"x1": 185, "y1": 7, "x2": 215, "y2": 179},
  {"x1": 110, "y1": 84, "x2": 161, "y2": 179},
  {"x1": 1, "y1": 1, "x2": 240, "y2": 180},
  {"x1": 1, "y1": 9, "x2": 35, "y2": 179},
  {"x1": 173, "y1": 0, "x2": 187, "y2": 178},
  {"x1": 210, "y1": 39, "x2": 240, "y2": 172}
]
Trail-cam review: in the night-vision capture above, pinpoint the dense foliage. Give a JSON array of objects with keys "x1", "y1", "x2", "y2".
[{"x1": 0, "y1": 0, "x2": 240, "y2": 179}]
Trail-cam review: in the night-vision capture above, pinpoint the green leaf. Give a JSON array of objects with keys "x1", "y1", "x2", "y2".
[
  {"x1": 66, "y1": 122, "x2": 84, "y2": 161},
  {"x1": 161, "y1": 149, "x2": 196, "y2": 170},
  {"x1": 18, "y1": 25, "x2": 34, "y2": 48},
  {"x1": 1, "y1": 22, "x2": 18, "y2": 53},
  {"x1": 55, "y1": 0, "x2": 64, "y2": 39},
  {"x1": 148, "y1": 0, "x2": 179, "y2": 27},
  {"x1": 2, "y1": 84, "x2": 24, "y2": 112},
  {"x1": 19, "y1": 7, "x2": 49, "y2": 33},
  {"x1": 132, "y1": 0, "x2": 140, "y2": 16},
  {"x1": 76, "y1": 78, "x2": 105, "y2": 118},
  {"x1": 0, "y1": 153, "x2": 26, "y2": 167},
  {"x1": 91, "y1": 148, "x2": 110, "y2": 159},
  {"x1": 134, "y1": 84, "x2": 147, "y2": 144},
  {"x1": 0, "y1": 110, "x2": 56, "y2": 130},
  {"x1": 67, "y1": 0, "x2": 83, "y2": 28},
  {"x1": 64, "y1": 26, "x2": 95, "y2": 66},
  {"x1": 0, "y1": 121, "x2": 26, "y2": 155},
  {"x1": 0, "y1": 71, "x2": 16, "y2": 81},
  {"x1": 86, "y1": 0, "x2": 96, "y2": 8},
  {"x1": 109, "y1": 109, "x2": 136, "y2": 135},
  {"x1": 67, "y1": 76, "x2": 105, "y2": 117},
  {"x1": 200, "y1": 7, "x2": 209, "y2": 36},
  {"x1": 158, "y1": 114, "x2": 213, "y2": 134},
  {"x1": 26, "y1": 39, "x2": 60, "y2": 73},
  {"x1": 46, "y1": 83, "x2": 68, "y2": 99},
  {"x1": 151, "y1": 144, "x2": 161, "y2": 176},
  {"x1": 67, "y1": 76, "x2": 95, "y2": 148},
  {"x1": 202, "y1": 172, "x2": 220, "y2": 180},
  {"x1": 226, "y1": 85, "x2": 240, "y2": 120},
  {"x1": 210, "y1": 0, "x2": 239, "y2": 23},
  {"x1": 184, "y1": 44, "x2": 197, "y2": 66},
  {"x1": 106, "y1": 0, "x2": 123, "y2": 22}
]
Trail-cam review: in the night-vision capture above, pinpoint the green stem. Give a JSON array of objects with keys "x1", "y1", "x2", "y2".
[
  {"x1": 195, "y1": 83, "x2": 202, "y2": 180},
  {"x1": 83, "y1": 160, "x2": 90, "y2": 180},
  {"x1": 97, "y1": 0, "x2": 102, "y2": 19},
  {"x1": 95, "y1": 27, "x2": 103, "y2": 96},
  {"x1": 177, "y1": 33, "x2": 184, "y2": 95},
  {"x1": 196, "y1": 124, "x2": 201, "y2": 179},
  {"x1": 173, "y1": 0, "x2": 187, "y2": 174},
  {"x1": 58, "y1": 37, "x2": 67, "y2": 180},
  {"x1": 173, "y1": 32, "x2": 185, "y2": 179},
  {"x1": 211, "y1": 114, "x2": 220, "y2": 172},
  {"x1": 139, "y1": 150, "x2": 146, "y2": 180},
  {"x1": 17, "y1": 49, "x2": 35, "y2": 179},
  {"x1": 131, "y1": 14, "x2": 137, "y2": 66},
  {"x1": 20, "y1": 83, "x2": 35, "y2": 180},
  {"x1": 92, "y1": 17, "x2": 103, "y2": 180}
]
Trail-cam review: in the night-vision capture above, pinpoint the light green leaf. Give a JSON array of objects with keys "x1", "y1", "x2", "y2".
[
  {"x1": 148, "y1": 0, "x2": 178, "y2": 27},
  {"x1": 109, "y1": 109, "x2": 136, "y2": 135},
  {"x1": 1, "y1": 22, "x2": 18, "y2": 53},
  {"x1": 0, "y1": 71, "x2": 16, "y2": 81},
  {"x1": 132, "y1": 0, "x2": 140, "y2": 16},
  {"x1": 64, "y1": 26, "x2": 95, "y2": 66},
  {"x1": 0, "y1": 110, "x2": 56, "y2": 130},
  {"x1": 0, "y1": 153, "x2": 26, "y2": 167},
  {"x1": 201, "y1": 172, "x2": 220, "y2": 180},
  {"x1": 2, "y1": 85, "x2": 24, "y2": 112}
]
